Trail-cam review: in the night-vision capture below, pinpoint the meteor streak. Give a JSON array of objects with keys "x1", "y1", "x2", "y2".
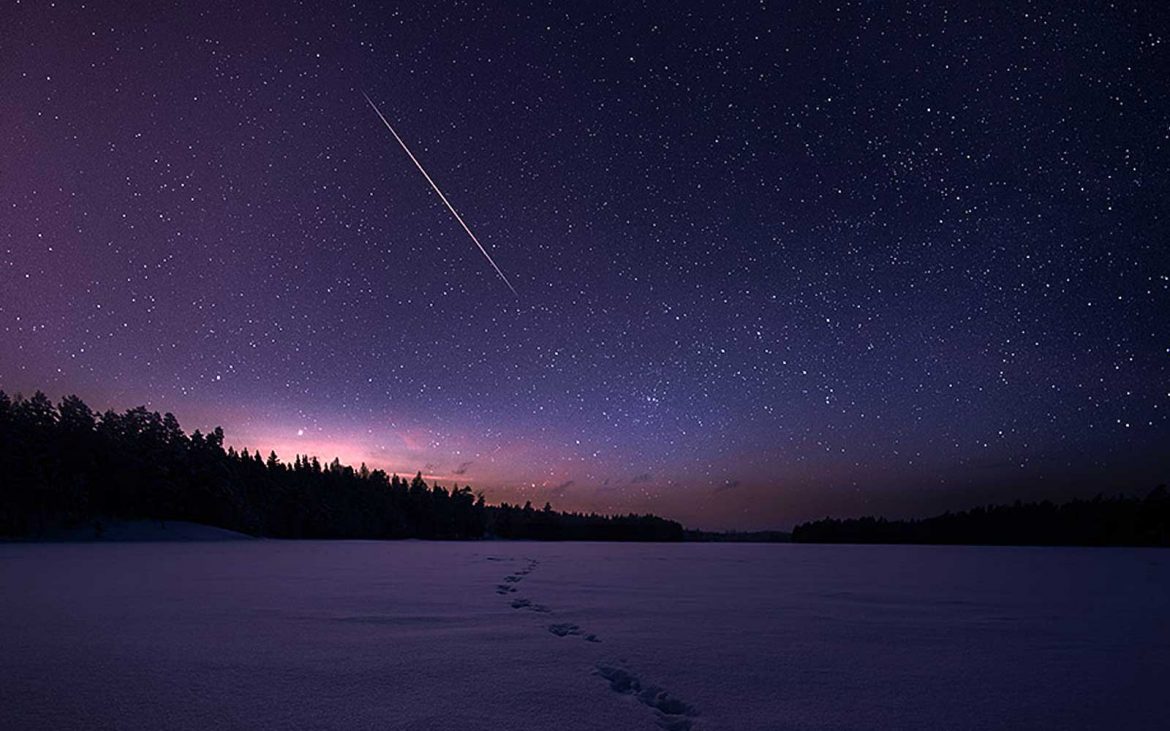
[{"x1": 362, "y1": 91, "x2": 518, "y2": 296}]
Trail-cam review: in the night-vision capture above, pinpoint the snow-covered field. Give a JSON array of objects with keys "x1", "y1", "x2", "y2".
[
  {"x1": 30, "y1": 519, "x2": 254, "y2": 542},
  {"x1": 1, "y1": 541, "x2": 1166, "y2": 730}
]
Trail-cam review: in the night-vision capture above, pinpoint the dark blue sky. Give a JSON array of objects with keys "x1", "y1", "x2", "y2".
[{"x1": 2, "y1": 2, "x2": 1167, "y2": 529}]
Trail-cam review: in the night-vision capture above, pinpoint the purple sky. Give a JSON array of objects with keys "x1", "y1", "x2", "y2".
[{"x1": 2, "y1": 2, "x2": 1167, "y2": 529}]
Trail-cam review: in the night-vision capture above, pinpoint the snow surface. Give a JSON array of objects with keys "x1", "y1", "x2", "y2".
[
  {"x1": 0, "y1": 541, "x2": 1167, "y2": 730},
  {"x1": 28, "y1": 519, "x2": 254, "y2": 542}
]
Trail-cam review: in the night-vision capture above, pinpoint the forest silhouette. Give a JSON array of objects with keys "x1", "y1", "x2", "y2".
[
  {"x1": 792, "y1": 489, "x2": 1170, "y2": 547},
  {"x1": 3, "y1": 390, "x2": 1166, "y2": 546},
  {"x1": 0, "y1": 391, "x2": 683, "y2": 541}
]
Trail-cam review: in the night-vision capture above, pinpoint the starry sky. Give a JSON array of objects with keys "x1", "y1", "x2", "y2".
[{"x1": 2, "y1": 2, "x2": 1168, "y2": 529}]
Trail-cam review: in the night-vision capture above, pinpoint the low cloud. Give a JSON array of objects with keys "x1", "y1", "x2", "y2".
[
  {"x1": 630, "y1": 473, "x2": 652, "y2": 484},
  {"x1": 714, "y1": 479, "x2": 741, "y2": 493},
  {"x1": 453, "y1": 460, "x2": 474, "y2": 476}
]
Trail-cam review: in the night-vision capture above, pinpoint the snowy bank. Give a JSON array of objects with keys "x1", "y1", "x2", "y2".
[{"x1": 22, "y1": 519, "x2": 254, "y2": 542}]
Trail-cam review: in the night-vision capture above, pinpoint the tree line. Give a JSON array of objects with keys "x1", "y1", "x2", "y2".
[
  {"x1": 791, "y1": 489, "x2": 1170, "y2": 547},
  {"x1": 0, "y1": 391, "x2": 683, "y2": 541}
]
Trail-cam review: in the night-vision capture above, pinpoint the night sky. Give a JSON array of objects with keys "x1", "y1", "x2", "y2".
[{"x1": 2, "y1": 2, "x2": 1167, "y2": 529}]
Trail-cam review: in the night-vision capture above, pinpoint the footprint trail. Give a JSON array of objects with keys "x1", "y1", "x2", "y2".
[
  {"x1": 489, "y1": 557, "x2": 697, "y2": 726},
  {"x1": 595, "y1": 663, "x2": 699, "y2": 731}
]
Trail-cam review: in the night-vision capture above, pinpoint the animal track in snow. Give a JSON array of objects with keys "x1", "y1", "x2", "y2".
[
  {"x1": 492, "y1": 560, "x2": 682, "y2": 724},
  {"x1": 548, "y1": 623, "x2": 582, "y2": 637},
  {"x1": 546, "y1": 622, "x2": 602, "y2": 642},
  {"x1": 511, "y1": 598, "x2": 550, "y2": 613},
  {"x1": 497, "y1": 559, "x2": 538, "y2": 592},
  {"x1": 496, "y1": 560, "x2": 599, "y2": 640},
  {"x1": 595, "y1": 664, "x2": 698, "y2": 731}
]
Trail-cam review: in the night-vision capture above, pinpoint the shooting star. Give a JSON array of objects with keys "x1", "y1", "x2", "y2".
[{"x1": 362, "y1": 91, "x2": 518, "y2": 296}]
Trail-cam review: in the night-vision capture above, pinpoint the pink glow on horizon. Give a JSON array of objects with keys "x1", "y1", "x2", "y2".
[{"x1": 217, "y1": 418, "x2": 551, "y2": 491}]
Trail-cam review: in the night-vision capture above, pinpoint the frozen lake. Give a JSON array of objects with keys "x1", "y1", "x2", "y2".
[{"x1": 1, "y1": 541, "x2": 1167, "y2": 730}]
